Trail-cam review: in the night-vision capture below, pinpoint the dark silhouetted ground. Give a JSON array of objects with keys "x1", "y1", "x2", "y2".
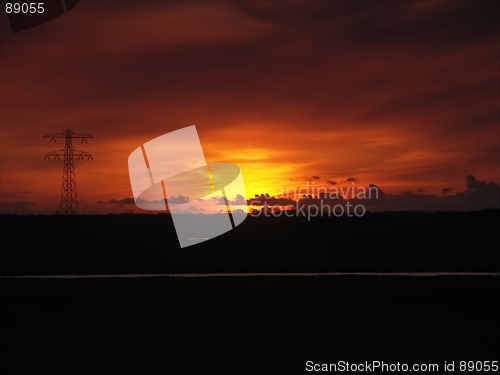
[
  {"x1": 1, "y1": 211, "x2": 499, "y2": 374},
  {"x1": 0, "y1": 210, "x2": 499, "y2": 275}
]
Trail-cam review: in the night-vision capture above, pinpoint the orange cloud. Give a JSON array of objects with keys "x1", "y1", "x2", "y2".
[{"x1": 1, "y1": 1, "x2": 498, "y2": 213}]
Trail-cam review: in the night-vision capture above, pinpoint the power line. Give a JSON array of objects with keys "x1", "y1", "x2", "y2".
[{"x1": 44, "y1": 128, "x2": 93, "y2": 214}]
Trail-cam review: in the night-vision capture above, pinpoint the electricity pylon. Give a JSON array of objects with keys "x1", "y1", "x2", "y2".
[{"x1": 44, "y1": 128, "x2": 93, "y2": 215}]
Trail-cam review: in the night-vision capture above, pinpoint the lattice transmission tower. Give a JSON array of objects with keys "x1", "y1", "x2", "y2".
[{"x1": 44, "y1": 128, "x2": 93, "y2": 214}]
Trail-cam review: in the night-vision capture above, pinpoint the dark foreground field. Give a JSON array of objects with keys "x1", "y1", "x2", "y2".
[
  {"x1": 1, "y1": 276, "x2": 499, "y2": 374},
  {"x1": 1, "y1": 211, "x2": 499, "y2": 374},
  {"x1": 1, "y1": 210, "x2": 499, "y2": 275}
]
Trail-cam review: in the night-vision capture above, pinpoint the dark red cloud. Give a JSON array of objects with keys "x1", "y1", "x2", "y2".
[{"x1": 0, "y1": 1, "x2": 498, "y2": 214}]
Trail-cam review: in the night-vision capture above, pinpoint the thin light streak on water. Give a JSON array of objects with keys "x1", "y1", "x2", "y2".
[{"x1": 1, "y1": 272, "x2": 499, "y2": 279}]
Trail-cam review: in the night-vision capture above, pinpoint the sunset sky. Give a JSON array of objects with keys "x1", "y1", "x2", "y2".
[{"x1": 1, "y1": 1, "x2": 499, "y2": 214}]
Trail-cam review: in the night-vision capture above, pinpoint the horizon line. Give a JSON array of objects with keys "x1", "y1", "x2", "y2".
[{"x1": 2, "y1": 272, "x2": 499, "y2": 279}]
